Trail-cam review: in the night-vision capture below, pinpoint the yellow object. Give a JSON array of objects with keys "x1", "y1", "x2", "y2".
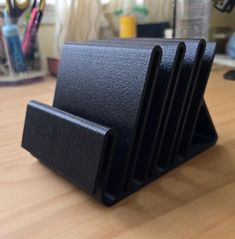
[
  {"x1": 9, "y1": 0, "x2": 30, "y2": 10},
  {"x1": 119, "y1": 15, "x2": 137, "y2": 38}
]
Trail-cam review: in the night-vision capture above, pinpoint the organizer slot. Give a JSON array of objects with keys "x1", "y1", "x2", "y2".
[
  {"x1": 124, "y1": 47, "x2": 162, "y2": 187},
  {"x1": 22, "y1": 100, "x2": 116, "y2": 201},
  {"x1": 158, "y1": 41, "x2": 206, "y2": 168},
  {"x1": 177, "y1": 43, "x2": 216, "y2": 158},
  {"x1": 95, "y1": 45, "x2": 162, "y2": 194},
  {"x1": 165, "y1": 42, "x2": 206, "y2": 166},
  {"x1": 132, "y1": 42, "x2": 185, "y2": 183},
  {"x1": 148, "y1": 45, "x2": 185, "y2": 176}
]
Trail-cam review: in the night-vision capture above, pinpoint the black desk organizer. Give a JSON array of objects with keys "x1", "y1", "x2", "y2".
[{"x1": 22, "y1": 39, "x2": 218, "y2": 206}]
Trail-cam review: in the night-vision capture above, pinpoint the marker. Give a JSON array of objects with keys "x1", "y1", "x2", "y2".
[
  {"x1": 22, "y1": 7, "x2": 39, "y2": 55},
  {"x1": 36, "y1": 0, "x2": 46, "y2": 30}
]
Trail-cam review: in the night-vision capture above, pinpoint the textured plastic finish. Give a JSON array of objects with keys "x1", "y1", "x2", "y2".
[
  {"x1": 22, "y1": 101, "x2": 116, "y2": 203},
  {"x1": 22, "y1": 39, "x2": 218, "y2": 206},
  {"x1": 86, "y1": 40, "x2": 186, "y2": 189},
  {"x1": 54, "y1": 44, "x2": 161, "y2": 193},
  {"x1": 90, "y1": 39, "x2": 206, "y2": 181}
]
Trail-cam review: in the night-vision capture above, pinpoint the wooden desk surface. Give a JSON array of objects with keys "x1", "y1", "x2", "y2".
[{"x1": 0, "y1": 69, "x2": 235, "y2": 239}]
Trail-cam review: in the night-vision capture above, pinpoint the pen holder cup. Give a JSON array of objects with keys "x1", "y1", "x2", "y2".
[{"x1": 0, "y1": 18, "x2": 45, "y2": 84}]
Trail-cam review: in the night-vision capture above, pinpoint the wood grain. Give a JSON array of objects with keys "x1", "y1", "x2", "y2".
[{"x1": 0, "y1": 69, "x2": 235, "y2": 239}]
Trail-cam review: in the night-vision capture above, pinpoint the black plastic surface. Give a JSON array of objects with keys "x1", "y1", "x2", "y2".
[
  {"x1": 22, "y1": 101, "x2": 117, "y2": 204},
  {"x1": 87, "y1": 40, "x2": 186, "y2": 189},
  {"x1": 22, "y1": 39, "x2": 218, "y2": 206}
]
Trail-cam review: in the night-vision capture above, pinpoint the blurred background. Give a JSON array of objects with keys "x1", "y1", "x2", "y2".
[
  {"x1": 0, "y1": 0, "x2": 234, "y2": 82},
  {"x1": 43, "y1": 0, "x2": 235, "y2": 58}
]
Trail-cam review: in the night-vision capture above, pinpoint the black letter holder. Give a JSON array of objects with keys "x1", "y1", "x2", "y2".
[{"x1": 22, "y1": 39, "x2": 218, "y2": 206}]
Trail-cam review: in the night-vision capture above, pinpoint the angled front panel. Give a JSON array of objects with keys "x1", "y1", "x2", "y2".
[{"x1": 22, "y1": 101, "x2": 116, "y2": 200}]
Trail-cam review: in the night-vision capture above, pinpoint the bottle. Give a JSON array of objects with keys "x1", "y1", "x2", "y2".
[
  {"x1": 175, "y1": 0, "x2": 211, "y2": 40},
  {"x1": 119, "y1": 0, "x2": 137, "y2": 38},
  {"x1": 2, "y1": 10, "x2": 27, "y2": 73}
]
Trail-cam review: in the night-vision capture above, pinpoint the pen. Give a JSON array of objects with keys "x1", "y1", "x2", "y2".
[
  {"x1": 31, "y1": 0, "x2": 37, "y2": 11},
  {"x1": 22, "y1": 6, "x2": 39, "y2": 55},
  {"x1": 36, "y1": 0, "x2": 46, "y2": 30}
]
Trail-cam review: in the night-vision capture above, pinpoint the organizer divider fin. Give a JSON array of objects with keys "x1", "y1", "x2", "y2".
[
  {"x1": 171, "y1": 43, "x2": 216, "y2": 165},
  {"x1": 128, "y1": 42, "x2": 185, "y2": 186},
  {"x1": 150, "y1": 40, "x2": 206, "y2": 174}
]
